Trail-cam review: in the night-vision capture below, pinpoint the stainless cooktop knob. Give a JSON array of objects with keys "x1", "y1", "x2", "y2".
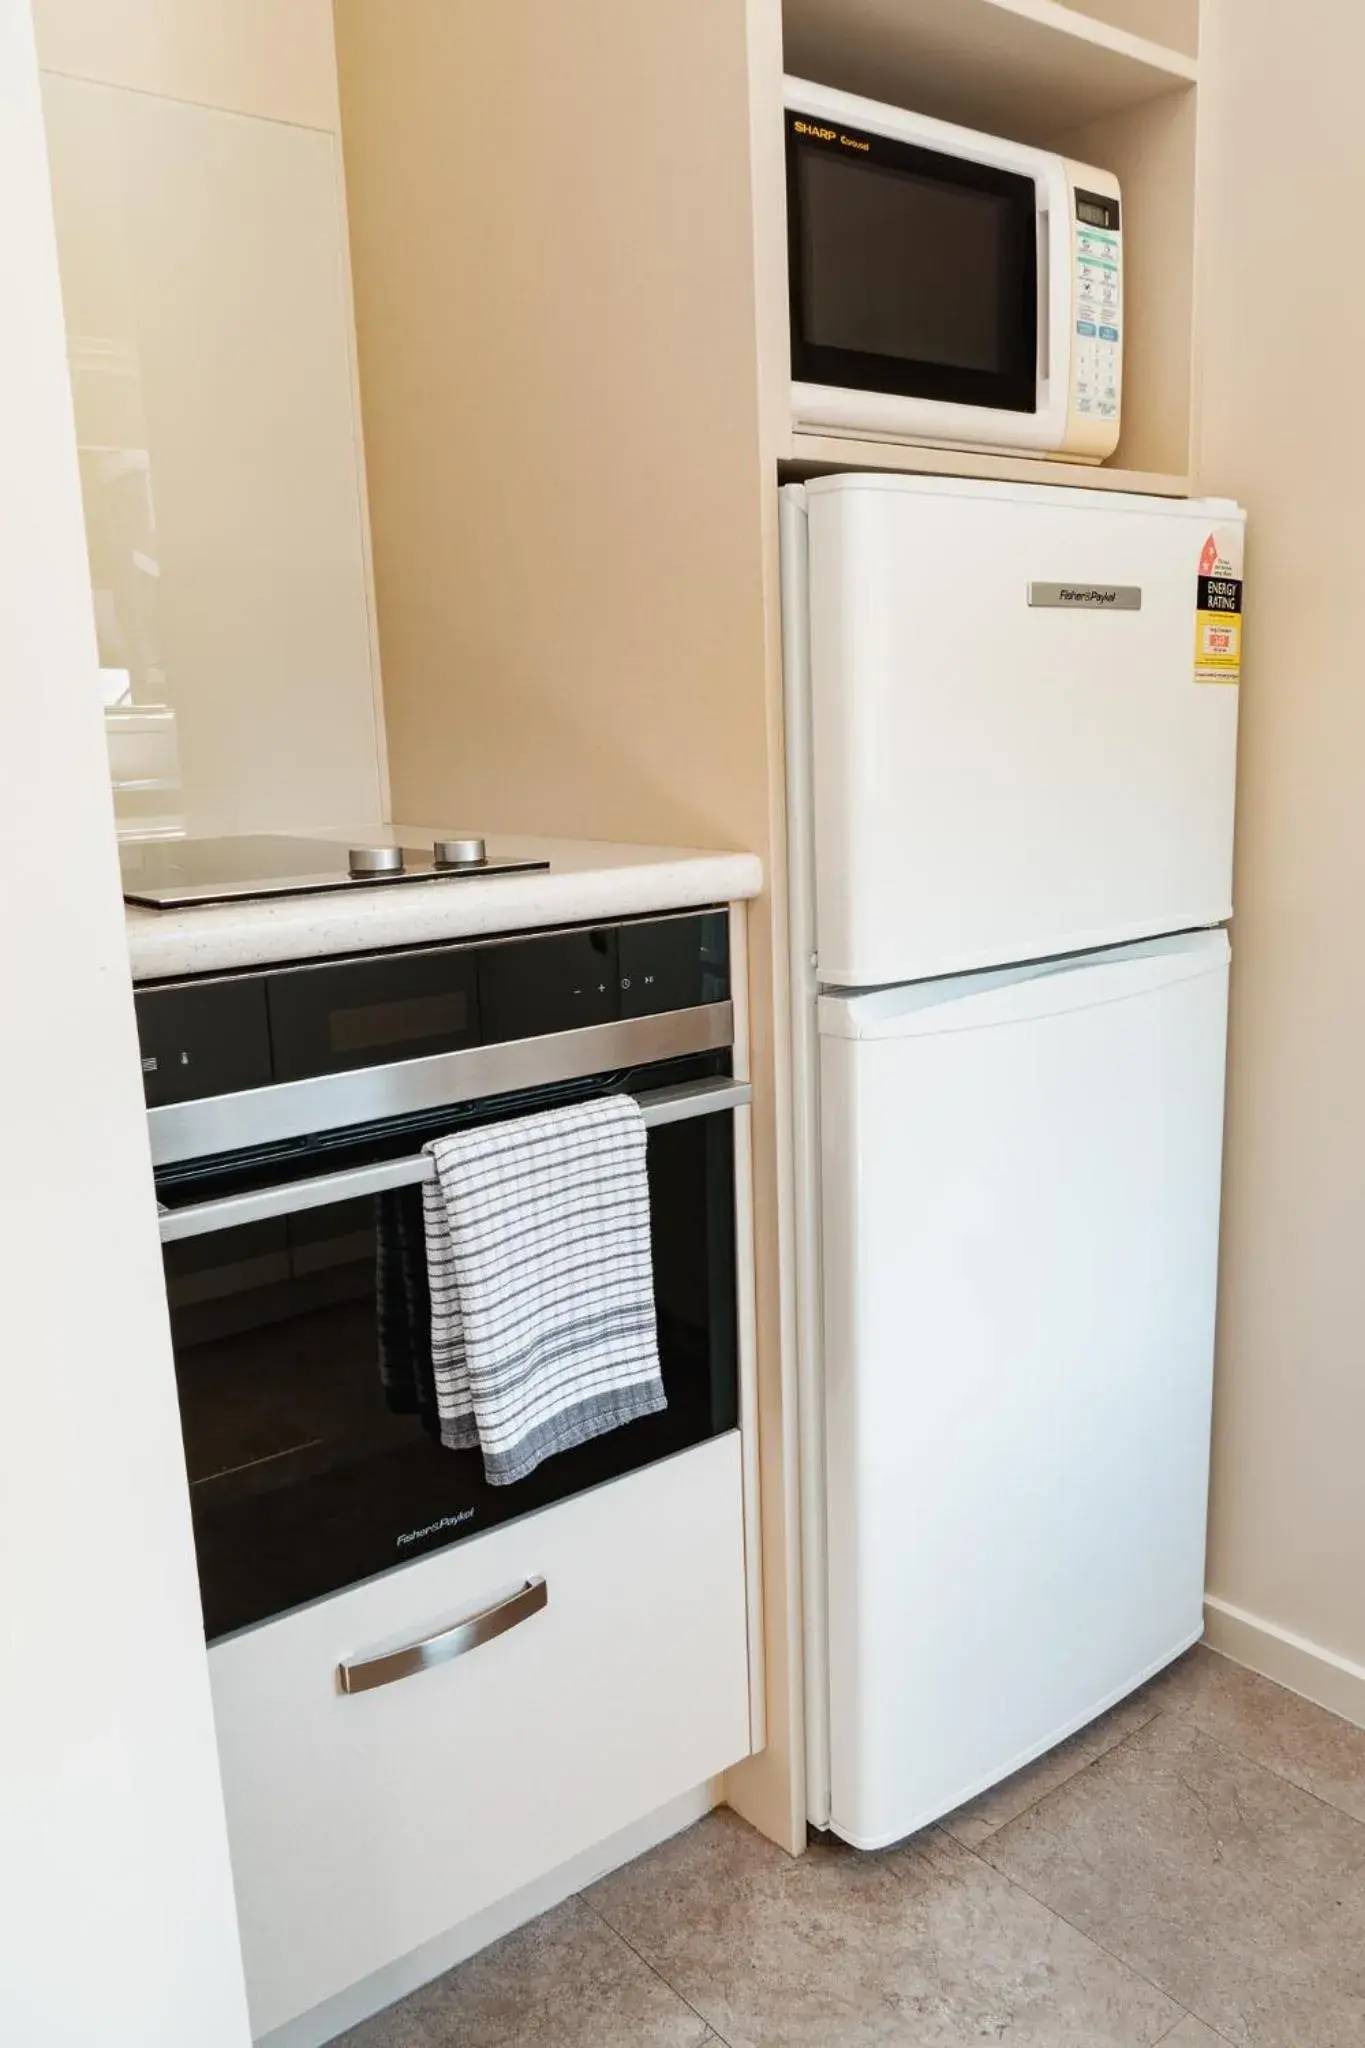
[
  {"x1": 432, "y1": 836, "x2": 488, "y2": 868},
  {"x1": 348, "y1": 844, "x2": 405, "y2": 876}
]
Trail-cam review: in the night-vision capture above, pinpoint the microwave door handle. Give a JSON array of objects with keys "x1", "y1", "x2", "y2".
[
  {"x1": 1037, "y1": 198, "x2": 1051, "y2": 392},
  {"x1": 155, "y1": 1075, "x2": 752, "y2": 1242}
]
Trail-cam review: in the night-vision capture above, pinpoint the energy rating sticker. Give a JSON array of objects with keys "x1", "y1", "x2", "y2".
[{"x1": 1195, "y1": 526, "x2": 1243, "y2": 684}]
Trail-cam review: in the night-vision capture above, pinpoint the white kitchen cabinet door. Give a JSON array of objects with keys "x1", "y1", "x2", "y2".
[
  {"x1": 818, "y1": 931, "x2": 1229, "y2": 1849},
  {"x1": 210, "y1": 1435, "x2": 752, "y2": 2038}
]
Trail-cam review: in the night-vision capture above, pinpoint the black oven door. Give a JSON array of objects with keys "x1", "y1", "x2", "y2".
[
  {"x1": 786, "y1": 109, "x2": 1039, "y2": 414},
  {"x1": 156, "y1": 1055, "x2": 740, "y2": 1641}
]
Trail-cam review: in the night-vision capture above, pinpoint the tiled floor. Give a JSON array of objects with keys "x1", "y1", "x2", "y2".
[{"x1": 339, "y1": 1647, "x2": 1365, "y2": 2046}]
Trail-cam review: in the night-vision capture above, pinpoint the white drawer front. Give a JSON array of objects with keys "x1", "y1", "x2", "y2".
[{"x1": 209, "y1": 1434, "x2": 751, "y2": 2037}]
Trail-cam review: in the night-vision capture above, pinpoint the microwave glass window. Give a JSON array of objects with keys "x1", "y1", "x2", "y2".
[
  {"x1": 800, "y1": 152, "x2": 1007, "y2": 375},
  {"x1": 786, "y1": 118, "x2": 1039, "y2": 416}
]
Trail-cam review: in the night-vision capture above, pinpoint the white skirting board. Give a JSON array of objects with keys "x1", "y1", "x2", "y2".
[
  {"x1": 1204, "y1": 1597, "x2": 1365, "y2": 1731},
  {"x1": 257, "y1": 1782, "x2": 718, "y2": 2048}
]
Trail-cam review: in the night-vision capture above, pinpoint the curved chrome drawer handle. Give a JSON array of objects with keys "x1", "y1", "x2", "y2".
[{"x1": 337, "y1": 1577, "x2": 547, "y2": 1695}]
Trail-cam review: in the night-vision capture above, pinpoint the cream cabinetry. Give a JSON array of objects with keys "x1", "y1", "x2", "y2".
[
  {"x1": 776, "y1": 0, "x2": 1203, "y2": 486},
  {"x1": 331, "y1": 0, "x2": 1211, "y2": 1858}
]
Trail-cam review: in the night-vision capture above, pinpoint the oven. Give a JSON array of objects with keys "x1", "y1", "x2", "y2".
[{"x1": 137, "y1": 911, "x2": 745, "y2": 1642}]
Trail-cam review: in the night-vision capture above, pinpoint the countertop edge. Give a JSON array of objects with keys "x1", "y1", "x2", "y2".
[{"x1": 124, "y1": 847, "x2": 764, "y2": 983}]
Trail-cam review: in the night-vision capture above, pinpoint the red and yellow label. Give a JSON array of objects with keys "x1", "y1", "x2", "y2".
[{"x1": 1195, "y1": 527, "x2": 1243, "y2": 684}]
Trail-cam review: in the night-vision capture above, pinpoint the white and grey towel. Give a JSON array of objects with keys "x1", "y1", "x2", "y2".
[{"x1": 421, "y1": 1094, "x2": 665, "y2": 1484}]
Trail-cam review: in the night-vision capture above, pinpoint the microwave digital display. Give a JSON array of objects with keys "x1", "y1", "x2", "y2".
[{"x1": 1076, "y1": 188, "x2": 1121, "y2": 232}]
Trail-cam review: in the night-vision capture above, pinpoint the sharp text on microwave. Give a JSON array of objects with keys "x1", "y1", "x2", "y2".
[{"x1": 792, "y1": 120, "x2": 870, "y2": 151}]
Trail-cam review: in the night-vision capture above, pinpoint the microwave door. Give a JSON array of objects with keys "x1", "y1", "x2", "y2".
[
  {"x1": 786, "y1": 110, "x2": 1069, "y2": 455},
  {"x1": 787, "y1": 115, "x2": 1038, "y2": 414}
]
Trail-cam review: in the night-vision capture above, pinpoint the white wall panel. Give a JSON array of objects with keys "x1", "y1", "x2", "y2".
[{"x1": 0, "y1": 5, "x2": 250, "y2": 2040}]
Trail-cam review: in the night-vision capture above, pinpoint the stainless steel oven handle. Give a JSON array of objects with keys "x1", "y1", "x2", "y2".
[
  {"x1": 337, "y1": 1577, "x2": 547, "y2": 1695},
  {"x1": 148, "y1": 1003, "x2": 734, "y2": 1168},
  {"x1": 156, "y1": 1076, "x2": 751, "y2": 1241}
]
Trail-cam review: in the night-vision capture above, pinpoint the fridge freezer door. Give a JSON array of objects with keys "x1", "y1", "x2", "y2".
[
  {"x1": 803, "y1": 473, "x2": 1242, "y2": 987},
  {"x1": 817, "y1": 930, "x2": 1229, "y2": 1850}
]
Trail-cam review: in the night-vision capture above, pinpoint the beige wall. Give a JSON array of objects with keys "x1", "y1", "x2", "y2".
[
  {"x1": 35, "y1": 0, "x2": 386, "y2": 836},
  {"x1": 1196, "y1": 0, "x2": 1365, "y2": 1715},
  {"x1": 33, "y1": 0, "x2": 340, "y2": 126},
  {"x1": 335, "y1": 0, "x2": 804, "y2": 1849}
]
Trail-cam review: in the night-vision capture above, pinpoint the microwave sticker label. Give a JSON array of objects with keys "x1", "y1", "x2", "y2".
[{"x1": 1195, "y1": 527, "x2": 1244, "y2": 683}]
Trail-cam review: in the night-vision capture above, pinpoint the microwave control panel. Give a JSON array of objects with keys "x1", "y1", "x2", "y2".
[{"x1": 1072, "y1": 185, "x2": 1121, "y2": 424}]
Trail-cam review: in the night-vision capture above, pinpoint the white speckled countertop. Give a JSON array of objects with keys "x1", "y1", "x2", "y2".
[{"x1": 123, "y1": 828, "x2": 763, "y2": 982}]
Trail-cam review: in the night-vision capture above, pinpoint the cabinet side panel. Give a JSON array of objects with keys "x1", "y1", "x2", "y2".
[
  {"x1": 335, "y1": 0, "x2": 802, "y2": 1849},
  {"x1": 334, "y1": 0, "x2": 769, "y2": 853}
]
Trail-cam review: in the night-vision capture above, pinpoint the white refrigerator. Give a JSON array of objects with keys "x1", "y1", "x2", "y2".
[{"x1": 782, "y1": 472, "x2": 1243, "y2": 1851}]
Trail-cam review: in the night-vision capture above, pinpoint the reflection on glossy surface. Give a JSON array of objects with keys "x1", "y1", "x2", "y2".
[
  {"x1": 40, "y1": 69, "x2": 381, "y2": 836},
  {"x1": 167, "y1": 1105, "x2": 737, "y2": 1639}
]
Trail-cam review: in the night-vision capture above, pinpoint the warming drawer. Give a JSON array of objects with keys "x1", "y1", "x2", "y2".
[{"x1": 208, "y1": 1433, "x2": 752, "y2": 2037}]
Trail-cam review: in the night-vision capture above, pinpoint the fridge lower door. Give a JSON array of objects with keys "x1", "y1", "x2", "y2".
[{"x1": 816, "y1": 929, "x2": 1230, "y2": 1850}]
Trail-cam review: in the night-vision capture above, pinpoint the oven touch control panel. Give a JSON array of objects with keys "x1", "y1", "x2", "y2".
[
  {"x1": 136, "y1": 976, "x2": 273, "y2": 1107},
  {"x1": 133, "y1": 911, "x2": 730, "y2": 1105}
]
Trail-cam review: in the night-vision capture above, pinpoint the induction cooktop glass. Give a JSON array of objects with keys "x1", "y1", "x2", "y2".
[{"x1": 120, "y1": 836, "x2": 549, "y2": 909}]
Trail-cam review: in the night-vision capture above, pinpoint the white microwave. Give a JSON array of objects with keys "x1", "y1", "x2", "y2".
[{"x1": 784, "y1": 78, "x2": 1123, "y2": 463}]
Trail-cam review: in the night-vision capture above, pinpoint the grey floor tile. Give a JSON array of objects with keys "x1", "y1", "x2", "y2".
[
  {"x1": 980, "y1": 1712, "x2": 1365, "y2": 2047},
  {"x1": 586, "y1": 1807, "x2": 1181, "y2": 2046},
  {"x1": 333, "y1": 1894, "x2": 713, "y2": 2048},
  {"x1": 1143, "y1": 1644, "x2": 1365, "y2": 1822},
  {"x1": 1159, "y1": 2018, "x2": 1233, "y2": 2045},
  {"x1": 943, "y1": 1688, "x2": 1161, "y2": 1847}
]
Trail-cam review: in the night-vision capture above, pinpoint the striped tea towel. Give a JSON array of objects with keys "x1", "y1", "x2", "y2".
[
  {"x1": 420, "y1": 1176, "x2": 481, "y2": 1454},
  {"x1": 375, "y1": 1188, "x2": 440, "y2": 1431},
  {"x1": 422, "y1": 1094, "x2": 665, "y2": 1484},
  {"x1": 375, "y1": 1190, "x2": 418, "y2": 1413}
]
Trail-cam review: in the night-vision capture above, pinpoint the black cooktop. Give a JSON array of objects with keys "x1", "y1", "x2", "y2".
[{"x1": 120, "y1": 835, "x2": 549, "y2": 909}]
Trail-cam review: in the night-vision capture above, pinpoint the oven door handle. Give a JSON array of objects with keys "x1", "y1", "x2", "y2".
[
  {"x1": 155, "y1": 1076, "x2": 751, "y2": 1241},
  {"x1": 337, "y1": 1577, "x2": 548, "y2": 1695}
]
